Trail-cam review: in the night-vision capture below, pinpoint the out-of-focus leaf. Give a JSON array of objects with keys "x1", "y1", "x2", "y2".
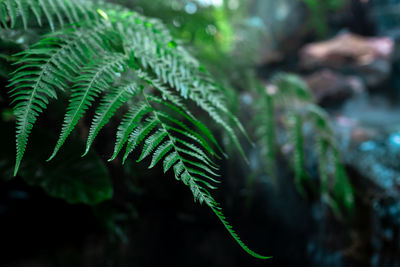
[{"x1": 0, "y1": 120, "x2": 113, "y2": 205}]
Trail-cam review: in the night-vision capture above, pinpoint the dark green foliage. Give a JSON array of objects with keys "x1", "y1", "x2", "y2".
[
  {"x1": 302, "y1": 0, "x2": 347, "y2": 37},
  {"x1": 254, "y1": 73, "x2": 354, "y2": 215},
  {"x1": 20, "y1": 132, "x2": 113, "y2": 205},
  {"x1": 0, "y1": 120, "x2": 112, "y2": 204},
  {"x1": 253, "y1": 81, "x2": 277, "y2": 181},
  {"x1": 1, "y1": 0, "x2": 269, "y2": 259},
  {"x1": 287, "y1": 112, "x2": 309, "y2": 196}
]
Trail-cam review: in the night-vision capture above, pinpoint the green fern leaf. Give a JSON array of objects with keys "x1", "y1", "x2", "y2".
[
  {"x1": 83, "y1": 82, "x2": 138, "y2": 156},
  {"x1": 119, "y1": 19, "x2": 246, "y2": 159},
  {"x1": 137, "y1": 129, "x2": 168, "y2": 162},
  {"x1": 162, "y1": 151, "x2": 179, "y2": 172},
  {"x1": 146, "y1": 92, "x2": 223, "y2": 157},
  {"x1": 15, "y1": 0, "x2": 29, "y2": 29},
  {"x1": 27, "y1": 0, "x2": 42, "y2": 26},
  {"x1": 4, "y1": 0, "x2": 17, "y2": 28},
  {"x1": 149, "y1": 140, "x2": 173, "y2": 168},
  {"x1": 287, "y1": 113, "x2": 309, "y2": 196},
  {"x1": 212, "y1": 208, "x2": 272, "y2": 260},
  {"x1": 110, "y1": 102, "x2": 151, "y2": 161},
  {"x1": 10, "y1": 26, "x2": 112, "y2": 175},
  {"x1": 122, "y1": 115, "x2": 158, "y2": 164},
  {"x1": 4, "y1": 0, "x2": 268, "y2": 258},
  {"x1": 48, "y1": 53, "x2": 128, "y2": 161},
  {"x1": 38, "y1": 0, "x2": 55, "y2": 30},
  {"x1": 0, "y1": 3, "x2": 7, "y2": 28},
  {"x1": 134, "y1": 93, "x2": 269, "y2": 258},
  {"x1": 0, "y1": 0, "x2": 99, "y2": 30}
]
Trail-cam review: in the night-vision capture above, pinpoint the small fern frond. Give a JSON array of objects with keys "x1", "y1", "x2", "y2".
[
  {"x1": 253, "y1": 73, "x2": 354, "y2": 216},
  {"x1": 10, "y1": 23, "x2": 113, "y2": 175},
  {"x1": 83, "y1": 82, "x2": 138, "y2": 156},
  {"x1": 271, "y1": 73, "x2": 353, "y2": 213},
  {"x1": 9, "y1": 36, "x2": 73, "y2": 176},
  {"x1": 137, "y1": 129, "x2": 168, "y2": 162},
  {"x1": 117, "y1": 14, "x2": 246, "y2": 159},
  {"x1": 287, "y1": 113, "x2": 309, "y2": 196},
  {"x1": 107, "y1": 90, "x2": 268, "y2": 258},
  {"x1": 122, "y1": 115, "x2": 158, "y2": 164},
  {"x1": 333, "y1": 151, "x2": 354, "y2": 212},
  {"x1": 212, "y1": 207, "x2": 272, "y2": 259},
  {"x1": 110, "y1": 102, "x2": 151, "y2": 161},
  {"x1": 16, "y1": 0, "x2": 29, "y2": 29},
  {"x1": 0, "y1": 0, "x2": 98, "y2": 30},
  {"x1": 253, "y1": 83, "x2": 277, "y2": 179},
  {"x1": 133, "y1": 69, "x2": 225, "y2": 158},
  {"x1": 272, "y1": 73, "x2": 312, "y2": 104},
  {"x1": 49, "y1": 53, "x2": 128, "y2": 161},
  {"x1": 149, "y1": 140, "x2": 173, "y2": 169},
  {"x1": 316, "y1": 136, "x2": 329, "y2": 195},
  {"x1": 27, "y1": 0, "x2": 43, "y2": 26}
]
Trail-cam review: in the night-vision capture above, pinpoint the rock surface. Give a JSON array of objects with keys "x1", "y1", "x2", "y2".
[
  {"x1": 300, "y1": 33, "x2": 394, "y2": 87},
  {"x1": 304, "y1": 69, "x2": 365, "y2": 106}
]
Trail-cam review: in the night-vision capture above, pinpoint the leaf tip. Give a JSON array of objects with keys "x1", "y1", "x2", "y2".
[
  {"x1": 46, "y1": 153, "x2": 56, "y2": 162},
  {"x1": 97, "y1": 9, "x2": 109, "y2": 21},
  {"x1": 13, "y1": 161, "x2": 20, "y2": 177},
  {"x1": 82, "y1": 148, "x2": 89, "y2": 157}
]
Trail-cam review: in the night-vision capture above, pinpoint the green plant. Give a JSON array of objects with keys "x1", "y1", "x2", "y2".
[
  {"x1": 0, "y1": 0, "x2": 269, "y2": 259},
  {"x1": 302, "y1": 0, "x2": 347, "y2": 37},
  {"x1": 253, "y1": 73, "x2": 354, "y2": 217}
]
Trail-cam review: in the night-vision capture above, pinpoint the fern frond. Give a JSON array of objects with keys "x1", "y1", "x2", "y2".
[
  {"x1": 149, "y1": 140, "x2": 173, "y2": 169},
  {"x1": 213, "y1": 207, "x2": 272, "y2": 260},
  {"x1": 49, "y1": 53, "x2": 128, "y2": 160},
  {"x1": 117, "y1": 14, "x2": 247, "y2": 159},
  {"x1": 16, "y1": 0, "x2": 29, "y2": 29},
  {"x1": 108, "y1": 91, "x2": 268, "y2": 258},
  {"x1": 137, "y1": 129, "x2": 168, "y2": 162},
  {"x1": 316, "y1": 137, "x2": 329, "y2": 195},
  {"x1": 0, "y1": 0, "x2": 98, "y2": 30},
  {"x1": 9, "y1": 35, "x2": 78, "y2": 175},
  {"x1": 287, "y1": 113, "x2": 309, "y2": 196},
  {"x1": 272, "y1": 73, "x2": 312, "y2": 106},
  {"x1": 4, "y1": 0, "x2": 18, "y2": 28},
  {"x1": 258, "y1": 73, "x2": 355, "y2": 215},
  {"x1": 122, "y1": 115, "x2": 158, "y2": 164},
  {"x1": 333, "y1": 150, "x2": 354, "y2": 212},
  {"x1": 253, "y1": 83, "x2": 277, "y2": 179},
  {"x1": 84, "y1": 81, "x2": 138, "y2": 156},
  {"x1": 27, "y1": 0, "x2": 42, "y2": 26},
  {"x1": 110, "y1": 102, "x2": 151, "y2": 161},
  {"x1": 264, "y1": 93, "x2": 277, "y2": 179},
  {"x1": 4, "y1": 0, "x2": 267, "y2": 258},
  {"x1": 134, "y1": 69, "x2": 224, "y2": 158},
  {"x1": 10, "y1": 24, "x2": 114, "y2": 175},
  {"x1": 144, "y1": 96, "x2": 268, "y2": 258}
]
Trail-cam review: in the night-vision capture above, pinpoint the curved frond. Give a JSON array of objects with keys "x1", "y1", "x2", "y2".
[
  {"x1": 108, "y1": 91, "x2": 268, "y2": 258},
  {"x1": 115, "y1": 13, "x2": 248, "y2": 158},
  {"x1": 4, "y1": 0, "x2": 266, "y2": 259},
  {"x1": 212, "y1": 207, "x2": 272, "y2": 260},
  {"x1": 10, "y1": 23, "x2": 115, "y2": 175},
  {"x1": 0, "y1": 0, "x2": 98, "y2": 30},
  {"x1": 48, "y1": 53, "x2": 128, "y2": 160},
  {"x1": 109, "y1": 102, "x2": 151, "y2": 161},
  {"x1": 254, "y1": 73, "x2": 354, "y2": 216},
  {"x1": 83, "y1": 81, "x2": 138, "y2": 156}
]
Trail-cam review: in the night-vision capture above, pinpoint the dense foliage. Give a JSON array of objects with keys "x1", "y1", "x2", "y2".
[
  {"x1": 0, "y1": 0, "x2": 356, "y2": 261},
  {"x1": 0, "y1": 0, "x2": 268, "y2": 259}
]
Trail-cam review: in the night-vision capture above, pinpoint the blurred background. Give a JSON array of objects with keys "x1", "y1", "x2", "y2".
[{"x1": 2, "y1": 0, "x2": 400, "y2": 266}]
